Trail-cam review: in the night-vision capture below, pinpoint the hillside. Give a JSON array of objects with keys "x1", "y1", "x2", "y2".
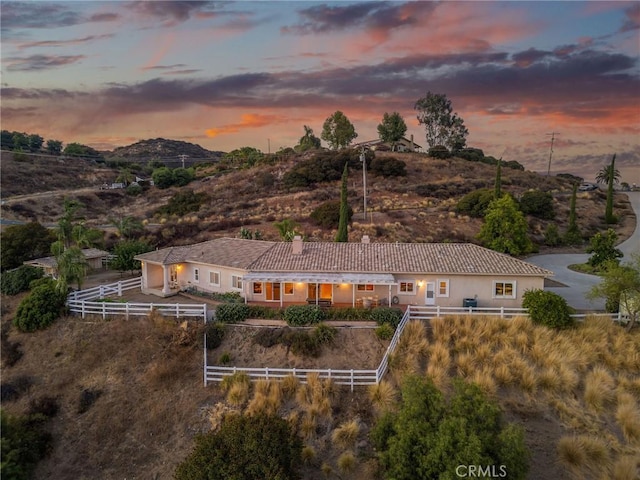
[
  {"x1": 1, "y1": 149, "x2": 635, "y2": 254},
  {"x1": 108, "y1": 138, "x2": 223, "y2": 160}
]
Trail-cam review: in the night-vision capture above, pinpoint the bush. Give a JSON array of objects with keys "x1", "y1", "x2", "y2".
[
  {"x1": 247, "y1": 305, "x2": 284, "y2": 320},
  {"x1": 1, "y1": 410, "x2": 53, "y2": 479},
  {"x1": 125, "y1": 184, "x2": 143, "y2": 196},
  {"x1": 324, "y1": 307, "x2": 371, "y2": 321},
  {"x1": 522, "y1": 289, "x2": 574, "y2": 329},
  {"x1": 313, "y1": 323, "x2": 337, "y2": 345},
  {"x1": 370, "y1": 307, "x2": 403, "y2": 328},
  {"x1": 28, "y1": 396, "x2": 59, "y2": 418},
  {"x1": 282, "y1": 149, "x2": 373, "y2": 189},
  {"x1": 210, "y1": 291, "x2": 244, "y2": 303},
  {"x1": 310, "y1": 200, "x2": 353, "y2": 229},
  {"x1": 157, "y1": 189, "x2": 207, "y2": 216},
  {"x1": 13, "y1": 279, "x2": 67, "y2": 332},
  {"x1": 370, "y1": 157, "x2": 407, "y2": 177},
  {"x1": 519, "y1": 190, "x2": 555, "y2": 219},
  {"x1": 0, "y1": 265, "x2": 43, "y2": 295},
  {"x1": 544, "y1": 223, "x2": 562, "y2": 246},
  {"x1": 77, "y1": 388, "x2": 102, "y2": 414},
  {"x1": 283, "y1": 305, "x2": 326, "y2": 326},
  {"x1": 175, "y1": 413, "x2": 302, "y2": 480},
  {"x1": 456, "y1": 188, "x2": 495, "y2": 217},
  {"x1": 205, "y1": 322, "x2": 226, "y2": 349},
  {"x1": 287, "y1": 330, "x2": 322, "y2": 357},
  {"x1": 375, "y1": 323, "x2": 395, "y2": 340},
  {"x1": 215, "y1": 303, "x2": 250, "y2": 323},
  {"x1": 152, "y1": 166, "x2": 195, "y2": 189},
  {"x1": 586, "y1": 229, "x2": 623, "y2": 269},
  {"x1": 428, "y1": 145, "x2": 451, "y2": 159}
]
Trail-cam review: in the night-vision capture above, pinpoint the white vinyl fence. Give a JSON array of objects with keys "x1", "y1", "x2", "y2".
[{"x1": 67, "y1": 277, "x2": 208, "y2": 320}]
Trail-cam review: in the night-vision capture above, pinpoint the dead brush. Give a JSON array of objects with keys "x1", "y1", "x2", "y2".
[
  {"x1": 472, "y1": 343, "x2": 493, "y2": 368},
  {"x1": 426, "y1": 363, "x2": 450, "y2": 392},
  {"x1": 428, "y1": 317, "x2": 451, "y2": 344},
  {"x1": 616, "y1": 394, "x2": 640, "y2": 444},
  {"x1": 300, "y1": 413, "x2": 317, "y2": 440},
  {"x1": 301, "y1": 445, "x2": 316, "y2": 465},
  {"x1": 428, "y1": 341, "x2": 451, "y2": 370},
  {"x1": 612, "y1": 454, "x2": 640, "y2": 480},
  {"x1": 281, "y1": 373, "x2": 299, "y2": 398},
  {"x1": 367, "y1": 380, "x2": 397, "y2": 413},
  {"x1": 337, "y1": 451, "x2": 356, "y2": 474},
  {"x1": 470, "y1": 368, "x2": 497, "y2": 396},
  {"x1": 507, "y1": 315, "x2": 533, "y2": 336},
  {"x1": 331, "y1": 419, "x2": 360, "y2": 450},
  {"x1": 557, "y1": 435, "x2": 611, "y2": 479},
  {"x1": 584, "y1": 366, "x2": 616, "y2": 413},
  {"x1": 537, "y1": 366, "x2": 563, "y2": 394},
  {"x1": 397, "y1": 320, "x2": 429, "y2": 356},
  {"x1": 226, "y1": 381, "x2": 249, "y2": 407},
  {"x1": 455, "y1": 352, "x2": 475, "y2": 378}
]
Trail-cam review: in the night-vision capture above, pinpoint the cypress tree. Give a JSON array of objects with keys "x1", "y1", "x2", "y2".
[
  {"x1": 336, "y1": 162, "x2": 349, "y2": 242},
  {"x1": 494, "y1": 158, "x2": 502, "y2": 199},
  {"x1": 605, "y1": 153, "x2": 617, "y2": 224},
  {"x1": 564, "y1": 183, "x2": 581, "y2": 245}
]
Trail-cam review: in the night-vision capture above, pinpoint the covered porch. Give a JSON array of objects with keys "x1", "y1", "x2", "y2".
[{"x1": 241, "y1": 272, "x2": 398, "y2": 308}]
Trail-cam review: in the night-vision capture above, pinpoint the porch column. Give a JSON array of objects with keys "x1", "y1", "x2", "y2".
[
  {"x1": 388, "y1": 285, "x2": 391, "y2": 307},
  {"x1": 316, "y1": 284, "x2": 319, "y2": 305},
  {"x1": 280, "y1": 281, "x2": 283, "y2": 308},
  {"x1": 352, "y1": 284, "x2": 355, "y2": 307},
  {"x1": 162, "y1": 265, "x2": 171, "y2": 295},
  {"x1": 141, "y1": 262, "x2": 147, "y2": 289}
]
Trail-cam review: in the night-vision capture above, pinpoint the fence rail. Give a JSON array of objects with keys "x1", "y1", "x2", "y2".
[{"x1": 68, "y1": 277, "x2": 142, "y2": 302}]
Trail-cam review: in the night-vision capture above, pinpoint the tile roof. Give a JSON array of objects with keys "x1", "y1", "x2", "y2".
[
  {"x1": 136, "y1": 238, "x2": 552, "y2": 277},
  {"x1": 135, "y1": 238, "x2": 277, "y2": 269},
  {"x1": 249, "y1": 242, "x2": 552, "y2": 276},
  {"x1": 24, "y1": 249, "x2": 109, "y2": 268}
]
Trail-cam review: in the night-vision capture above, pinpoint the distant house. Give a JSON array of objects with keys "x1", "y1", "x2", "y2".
[
  {"x1": 24, "y1": 248, "x2": 110, "y2": 277},
  {"x1": 353, "y1": 135, "x2": 423, "y2": 153},
  {"x1": 135, "y1": 237, "x2": 552, "y2": 308}
]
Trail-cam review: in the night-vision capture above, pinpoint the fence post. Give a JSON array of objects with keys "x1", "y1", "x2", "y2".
[
  {"x1": 265, "y1": 367, "x2": 269, "y2": 380},
  {"x1": 436, "y1": 305, "x2": 440, "y2": 318},
  {"x1": 203, "y1": 332, "x2": 208, "y2": 387},
  {"x1": 125, "y1": 302, "x2": 129, "y2": 320},
  {"x1": 350, "y1": 369, "x2": 354, "y2": 392},
  {"x1": 501, "y1": 306, "x2": 505, "y2": 318},
  {"x1": 82, "y1": 301, "x2": 86, "y2": 319},
  {"x1": 102, "y1": 302, "x2": 106, "y2": 320},
  {"x1": 118, "y1": 281, "x2": 122, "y2": 297}
]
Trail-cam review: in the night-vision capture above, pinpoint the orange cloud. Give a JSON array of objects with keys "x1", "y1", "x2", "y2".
[{"x1": 205, "y1": 113, "x2": 284, "y2": 138}]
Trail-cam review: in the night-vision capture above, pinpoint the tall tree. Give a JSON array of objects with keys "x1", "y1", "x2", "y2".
[
  {"x1": 336, "y1": 163, "x2": 349, "y2": 242},
  {"x1": 605, "y1": 153, "x2": 617, "y2": 224},
  {"x1": 414, "y1": 92, "x2": 468, "y2": 151},
  {"x1": 321, "y1": 111, "x2": 357, "y2": 150},
  {"x1": 28, "y1": 134, "x2": 44, "y2": 152},
  {"x1": 494, "y1": 158, "x2": 502, "y2": 199},
  {"x1": 478, "y1": 195, "x2": 533, "y2": 255},
  {"x1": 46, "y1": 139, "x2": 63, "y2": 155},
  {"x1": 296, "y1": 125, "x2": 321, "y2": 152},
  {"x1": 564, "y1": 183, "x2": 582, "y2": 245},
  {"x1": 0, "y1": 222, "x2": 56, "y2": 271},
  {"x1": 377, "y1": 112, "x2": 407, "y2": 151}
]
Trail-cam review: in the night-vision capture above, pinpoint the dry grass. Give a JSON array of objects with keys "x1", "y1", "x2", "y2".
[
  {"x1": 470, "y1": 368, "x2": 497, "y2": 396},
  {"x1": 428, "y1": 341, "x2": 451, "y2": 369},
  {"x1": 425, "y1": 363, "x2": 450, "y2": 392},
  {"x1": 616, "y1": 394, "x2": 640, "y2": 445},
  {"x1": 557, "y1": 435, "x2": 611, "y2": 478},
  {"x1": 337, "y1": 451, "x2": 356, "y2": 474},
  {"x1": 226, "y1": 381, "x2": 249, "y2": 406},
  {"x1": 612, "y1": 455, "x2": 640, "y2": 480},
  {"x1": 584, "y1": 366, "x2": 616, "y2": 413},
  {"x1": 331, "y1": 419, "x2": 360, "y2": 450},
  {"x1": 367, "y1": 380, "x2": 397, "y2": 413},
  {"x1": 301, "y1": 445, "x2": 316, "y2": 465}
]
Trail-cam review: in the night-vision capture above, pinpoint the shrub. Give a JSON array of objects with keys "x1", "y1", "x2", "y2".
[
  {"x1": 157, "y1": 189, "x2": 207, "y2": 216},
  {"x1": 519, "y1": 190, "x2": 555, "y2": 219},
  {"x1": 13, "y1": 279, "x2": 67, "y2": 332},
  {"x1": 456, "y1": 188, "x2": 495, "y2": 217},
  {"x1": 428, "y1": 145, "x2": 451, "y2": 159},
  {"x1": 1, "y1": 410, "x2": 53, "y2": 479},
  {"x1": 0, "y1": 265, "x2": 43, "y2": 295},
  {"x1": 77, "y1": 388, "x2": 102, "y2": 414},
  {"x1": 287, "y1": 331, "x2": 321, "y2": 357},
  {"x1": 125, "y1": 184, "x2": 143, "y2": 196},
  {"x1": 247, "y1": 305, "x2": 284, "y2": 320},
  {"x1": 205, "y1": 322, "x2": 226, "y2": 349},
  {"x1": 375, "y1": 323, "x2": 395, "y2": 340},
  {"x1": 313, "y1": 323, "x2": 337, "y2": 345},
  {"x1": 310, "y1": 200, "x2": 353, "y2": 229},
  {"x1": 544, "y1": 223, "x2": 562, "y2": 246},
  {"x1": 215, "y1": 303, "x2": 249, "y2": 323},
  {"x1": 283, "y1": 305, "x2": 326, "y2": 326},
  {"x1": 522, "y1": 289, "x2": 574, "y2": 329},
  {"x1": 370, "y1": 157, "x2": 407, "y2": 177},
  {"x1": 586, "y1": 229, "x2": 623, "y2": 269},
  {"x1": 152, "y1": 166, "x2": 195, "y2": 189},
  {"x1": 324, "y1": 307, "x2": 371, "y2": 321},
  {"x1": 174, "y1": 413, "x2": 302, "y2": 480},
  {"x1": 210, "y1": 291, "x2": 244, "y2": 303},
  {"x1": 370, "y1": 307, "x2": 403, "y2": 328},
  {"x1": 28, "y1": 396, "x2": 60, "y2": 418},
  {"x1": 283, "y1": 149, "x2": 373, "y2": 189}
]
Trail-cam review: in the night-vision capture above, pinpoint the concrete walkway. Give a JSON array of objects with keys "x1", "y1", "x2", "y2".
[{"x1": 527, "y1": 192, "x2": 639, "y2": 311}]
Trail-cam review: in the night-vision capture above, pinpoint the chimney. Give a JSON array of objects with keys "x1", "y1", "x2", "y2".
[
  {"x1": 410, "y1": 134, "x2": 414, "y2": 152},
  {"x1": 361, "y1": 235, "x2": 370, "y2": 244},
  {"x1": 292, "y1": 235, "x2": 303, "y2": 255}
]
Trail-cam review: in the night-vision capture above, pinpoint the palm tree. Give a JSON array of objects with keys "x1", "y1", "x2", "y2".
[
  {"x1": 110, "y1": 216, "x2": 143, "y2": 239},
  {"x1": 274, "y1": 218, "x2": 300, "y2": 241},
  {"x1": 595, "y1": 163, "x2": 620, "y2": 185}
]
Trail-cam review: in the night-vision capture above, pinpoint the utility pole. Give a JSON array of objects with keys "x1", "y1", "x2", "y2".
[
  {"x1": 178, "y1": 154, "x2": 189, "y2": 169},
  {"x1": 546, "y1": 132, "x2": 558, "y2": 176},
  {"x1": 360, "y1": 149, "x2": 367, "y2": 221}
]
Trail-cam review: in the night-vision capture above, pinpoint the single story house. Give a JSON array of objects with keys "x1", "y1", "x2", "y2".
[
  {"x1": 24, "y1": 248, "x2": 110, "y2": 277},
  {"x1": 135, "y1": 237, "x2": 552, "y2": 308},
  {"x1": 353, "y1": 135, "x2": 423, "y2": 153}
]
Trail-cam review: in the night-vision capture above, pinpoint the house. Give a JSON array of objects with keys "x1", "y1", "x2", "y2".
[
  {"x1": 135, "y1": 237, "x2": 552, "y2": 308},
  {"x1": 353, "y1": 135, "x2": 423, "y2": 153},
  {"x1": 24, "y1": 248, "x2": 110, "y2": 277}
]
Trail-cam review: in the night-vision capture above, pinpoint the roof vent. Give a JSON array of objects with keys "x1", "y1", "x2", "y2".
[
  {"x1": 292, "y1": 235, "x2": 303, "y2": 255},
  {"x1": 361, "y1": 235, "x2": 370, "y2": 244}
]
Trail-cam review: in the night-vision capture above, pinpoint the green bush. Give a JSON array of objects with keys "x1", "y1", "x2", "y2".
[
  {"x1": 522, "y1": 289, "x2": 574, "y2": 329},
  {"x1": 288, "y1": 330, "x2": 322, "y2": 357},
  {"x1": 247, "y1": 305, "x2": 284, "y2": 320},
  {"x1": 1, "y1": 410, "x2": 53, "y2": 479},
  {"x1": 370, "y1": 157, "x2": 407, "y2": 177},
  {"x1": 370, "y1": 307, "x2": 403, "y2": 328},
  {"x1": 428, "y1": 145, "x2": 451, "y2": 159},
  {"x1": 586, "y1": 229, "x2": 623, "y2": 269},
  {"x1": 519, "y1": 190, "x2": 555, "y2": 219},
  {"x1": 215, "y1": 303, "x2": 250, "y2": 323},
  {"x1": 310, "y1": 200, "x2": 353, "y2": 229},
  {"x1": 206, "y1": 322, "x2": 226, "y2": 349},
  {"x1": 313, "y1": 323, "x2": 337, "y2": 345},
  {"x1": 324, "y1": 307, "x2": 371, "y2": 321},
  {"x1": 0, "y1": 265, "x2": 43, "y2": 295},
  {"x1": 375, "y1": 323, "x2": 395, "y2": 340},
  {"x1": 125, "y1": 184, "x2": 143, "y2": 196},
  {"x1": 282, "y1": 149, "x2": 373, "y2": 189},
  {"x1": 210, "y1": 291, "x2": 244, "y2": 303},
  {"x1": 152, "y1": 166, "x2": 195, "y2": 189},
  {"x1": 544, "y1": 223, "x2": 562, "y2": 246},
  {"x1": 456, "y1": 188, "x2": 495, "y2": 218},
  {"x1": 283, "y1": 305, "x2": 326, "y2": 326},
  {"x1": 13, "y1": 279, "x2": 67, "y2": 332},
  {"x1": 157, "y1": 190, "x2": 207, "y2": 216},
  {"x1": 175, "y1": 413, "x2": 302, "y2": 480}
]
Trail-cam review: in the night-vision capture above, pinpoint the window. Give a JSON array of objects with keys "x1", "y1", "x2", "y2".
[
  {"x1": 253, "y1": 282, "x2": 263, "y2": 294},
  {"x1": 231, "y1": 275, "x2": 243, "y2": 290},
  {"x1": 357, "y1": 284, "x2": 374, "y2": 291},
  {"x1": 284, "y1": 283, "x2": 294, "y2": 295},
  {"x1": 209, "y1": 271, "x2": 220, "y2": 286},
  {"x1": 398, "y1": 281, "x2": 415, "y2": 294},
  {"x1": 437, "y1": 279, "x2": 449, "y2": 297},
  {"x1": 493, "y1": 281, "x2": 516, "y2": 299},
  {"x1": 193, "y1": 268, "x2": 199, "y2": 283}
]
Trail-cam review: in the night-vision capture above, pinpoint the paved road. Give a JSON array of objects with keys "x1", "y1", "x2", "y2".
[{"x1": 527, "y1": 192, "x2": 640, "y2": 311}]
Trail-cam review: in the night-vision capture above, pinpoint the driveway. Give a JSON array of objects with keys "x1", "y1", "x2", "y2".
[{"x1": 527, "y1": 192, "x2": 640, "y2": 311}]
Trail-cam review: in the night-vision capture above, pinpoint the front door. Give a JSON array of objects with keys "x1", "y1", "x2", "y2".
[
  {"x1": 266, "y1": 282, "x2": 281, "y2": 301},
  {"x1": 425, "y1": 282, "x2": 436, "y2": 305}
]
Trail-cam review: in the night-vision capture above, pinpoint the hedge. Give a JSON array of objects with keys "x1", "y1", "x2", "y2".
[{"x1": 283, "y1": 305, "x2": 326, "y2": 326}]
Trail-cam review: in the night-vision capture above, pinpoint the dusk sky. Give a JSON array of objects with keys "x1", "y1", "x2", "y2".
[{"x1": 1, "y1": 1, "x2": 639, "y2": 183}]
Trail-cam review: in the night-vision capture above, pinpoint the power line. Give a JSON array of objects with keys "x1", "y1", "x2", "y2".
[{"x1": 546, "y1": 132, "x2": 559, "y2": 176}]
